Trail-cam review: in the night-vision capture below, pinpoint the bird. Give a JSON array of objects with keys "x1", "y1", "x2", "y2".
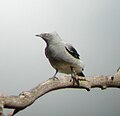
[{"x1": 36, "y1": 31, "x2": 85, "y2": 84}]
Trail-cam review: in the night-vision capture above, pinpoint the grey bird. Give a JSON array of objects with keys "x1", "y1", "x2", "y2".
[{"x1": 36, "y1": 32, "x2": 85, "y2": 82}]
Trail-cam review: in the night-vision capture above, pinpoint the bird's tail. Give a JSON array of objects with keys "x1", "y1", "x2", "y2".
[{"x1": 77, "y1": 72, "x2": 85, "y2": 77}]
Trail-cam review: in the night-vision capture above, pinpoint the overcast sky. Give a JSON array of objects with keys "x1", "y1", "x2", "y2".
[{"x1": 0, "y1": 0, "x2": 120, "y2": 116}]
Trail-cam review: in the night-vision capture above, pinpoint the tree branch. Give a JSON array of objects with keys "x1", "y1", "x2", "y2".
[{"x1": 0, "y1": 69, "x2": 120, "y2": 115}]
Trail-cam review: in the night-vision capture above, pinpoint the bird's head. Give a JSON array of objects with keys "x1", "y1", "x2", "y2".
[{"x1": 35, "y1": 32, "x2": 62, "y2": 44}]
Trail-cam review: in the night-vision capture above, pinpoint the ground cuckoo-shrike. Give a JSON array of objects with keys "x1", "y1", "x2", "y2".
[{"x1": 36, "y1": 32, "x2": 85, "y2": 83}]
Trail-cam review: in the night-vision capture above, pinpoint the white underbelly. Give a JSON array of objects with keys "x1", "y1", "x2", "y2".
[{"x1": 51, "y1": 62, "x2": 83, "y2": 74}]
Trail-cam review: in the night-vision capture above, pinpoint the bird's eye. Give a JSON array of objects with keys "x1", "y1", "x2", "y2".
[{"x1": 44, "y1": 33, "x2": 49, "y2": 37}]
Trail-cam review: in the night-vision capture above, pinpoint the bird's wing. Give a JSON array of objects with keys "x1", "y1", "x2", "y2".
[{"x1": 65, "y1": 43, "x2": 80, "y2": 59}]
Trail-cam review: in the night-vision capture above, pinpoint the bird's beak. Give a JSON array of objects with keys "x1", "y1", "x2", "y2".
[
  {"x1": 35, "y1": 34, "x2": 41, "y2": 37},
  {"x1": 35, "y1": 34, "x2": 44, "y2": 39}
]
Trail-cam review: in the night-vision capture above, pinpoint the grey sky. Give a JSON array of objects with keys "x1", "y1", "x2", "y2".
[{"x1": 0, "y1": 0, "x2": 120, "y2": 116}]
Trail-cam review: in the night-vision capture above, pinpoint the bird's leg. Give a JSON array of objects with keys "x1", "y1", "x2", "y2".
[
  {"x1": 70, "y1": 67, "x2": 79, "y2": 86},
  {"x1": 49, "y1": 69, "x2": 59, "y2": 80},
  {"x1": 53, "y1": 69, "x2": 59, "y2": 78}
]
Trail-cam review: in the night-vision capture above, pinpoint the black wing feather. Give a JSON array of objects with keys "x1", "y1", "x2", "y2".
[{"x1": 65, "y1": 43, "x2": 80, "y2": 59}]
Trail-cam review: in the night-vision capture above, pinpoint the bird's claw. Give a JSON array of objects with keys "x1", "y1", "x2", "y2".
[
  {"x1": 71, "y1": 76, "x2": 87, "y2": 86},
  {"x1": 77, "y1": 76, "x2": 86, "y2": 81},
  {"x1": 71, "y1": 76, "x2": 79, "y2": 86},
  {"x1": 49, "y1": 76, "x2": 59, "y2": 80}
]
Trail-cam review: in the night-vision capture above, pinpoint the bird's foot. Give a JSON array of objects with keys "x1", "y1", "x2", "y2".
[
  {"x1": 49, "y1": 76, "x2": 59, "y2": 80},
  {"x1": 70, "y1": 75, "x2": 87, "y2": 86},
  {"x1": 77, "y1": 76, "x2": 86, "y2": 81},
  {"x1": 70, "y1": 76, "x2": 79, "y2": 86}
]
